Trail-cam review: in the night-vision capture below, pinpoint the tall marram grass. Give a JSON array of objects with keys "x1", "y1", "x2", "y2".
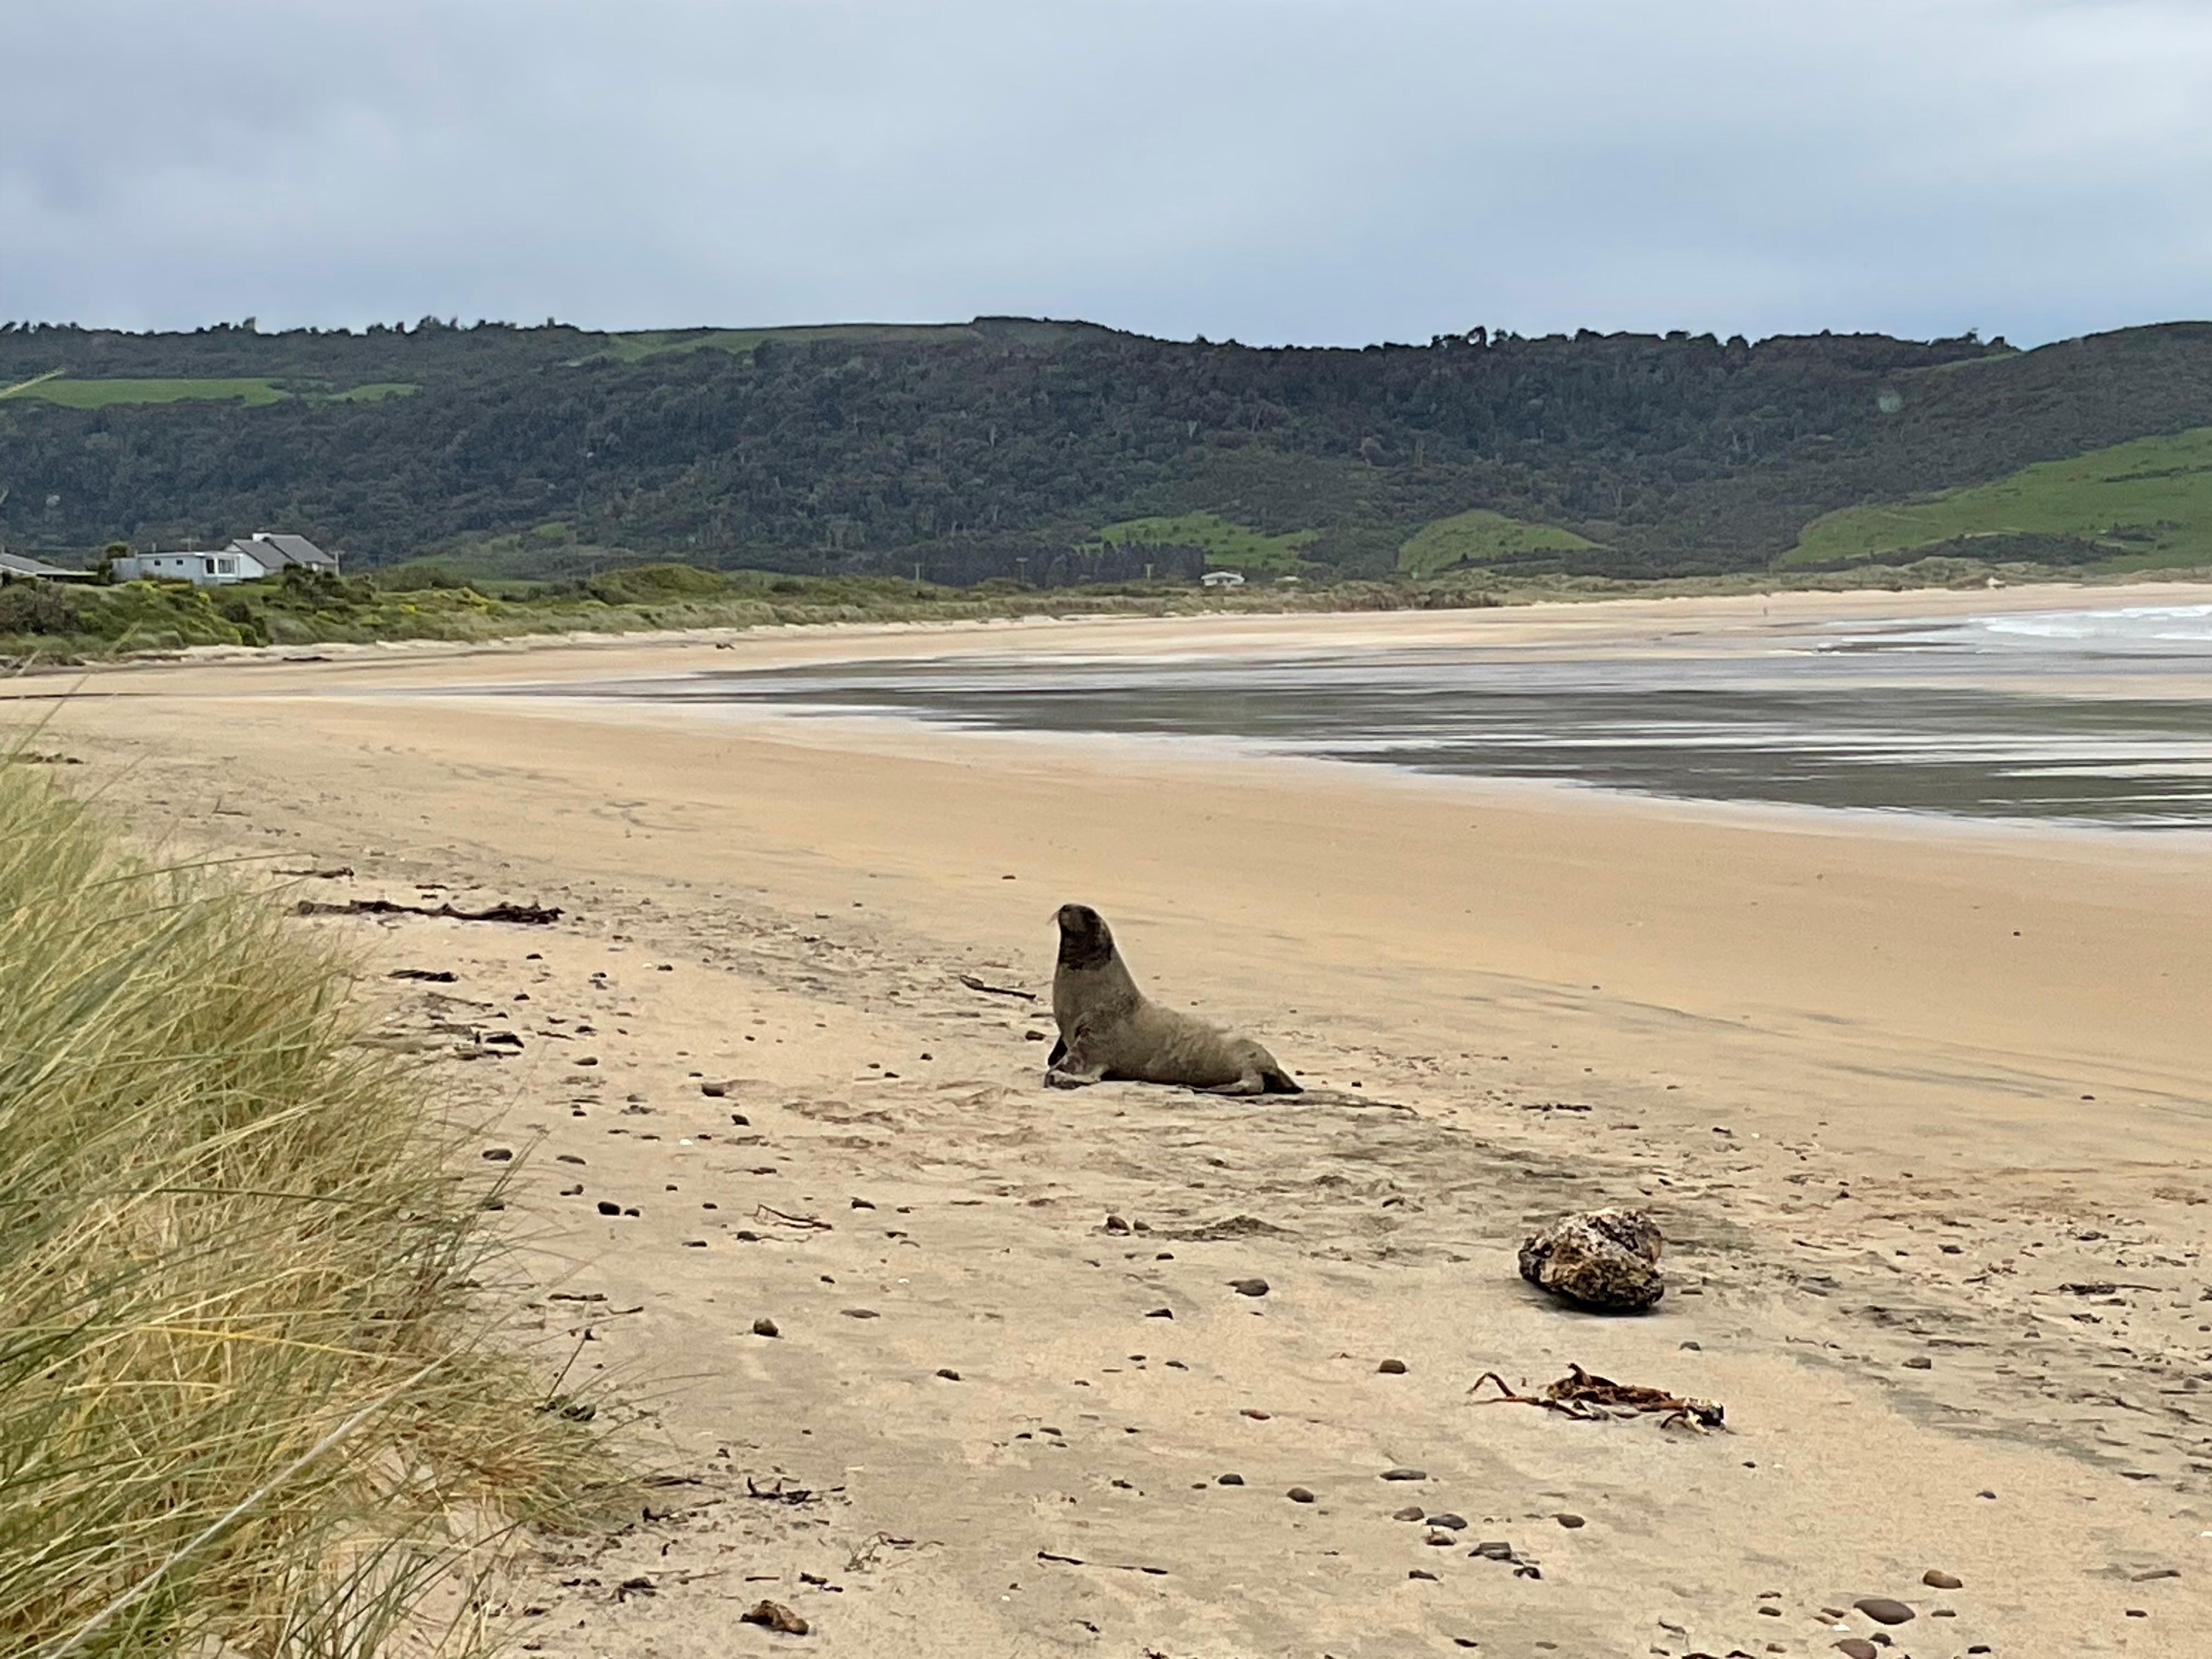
[{"x1": 0, "y1": 755, "x2": 616, "y2": 1657}]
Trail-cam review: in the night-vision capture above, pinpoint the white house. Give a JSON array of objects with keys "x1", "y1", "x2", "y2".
[
  {"x1": 112, "y1": 533, "x2": 340, "y2": 586},
  {"x1": 1199, "y1": 569, "x2": 1246, "y2": 588}
]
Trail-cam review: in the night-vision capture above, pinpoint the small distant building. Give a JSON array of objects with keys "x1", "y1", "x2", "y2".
[
  {"x1": 1, "y1": 549, "x2": 99, "y2": 583},
  {"x1": 112, "y1": 532, "x2": 340, "y2": 586},
  {"x1": 1200, "y1": 569, "x2": 1246, "y2": 588}
]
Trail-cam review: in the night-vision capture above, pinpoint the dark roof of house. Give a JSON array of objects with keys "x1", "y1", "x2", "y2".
[
  {"x1": 0, "y1": 550, "x2": 77, "y2": 578},
  {"x1": 246, "y1": 533, "x2": 337, "y2": 568}
]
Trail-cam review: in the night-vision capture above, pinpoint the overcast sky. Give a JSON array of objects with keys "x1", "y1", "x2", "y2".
[{"x1": 3, "y1": 0, "x2": 2208, "y2": 347}]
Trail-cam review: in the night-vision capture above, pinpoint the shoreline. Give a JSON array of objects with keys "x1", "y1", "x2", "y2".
[{"x1": 12, "y1": 571, "x2": 2212, "y2": 687}]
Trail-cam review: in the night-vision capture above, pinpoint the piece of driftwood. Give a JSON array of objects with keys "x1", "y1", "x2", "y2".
[
  {"x1": 276, "y1": 865, "x2": 354, "y2": 878},
  {"x1": 1469, "y1": 1363, "x2": 1724, "y2": 1431},
  {"x1": 296, "y1": 898, "x2": 562, "y2": 925},
  {"x1": 958, "y1": 973, "x2": 1036, "y2": 1001}
]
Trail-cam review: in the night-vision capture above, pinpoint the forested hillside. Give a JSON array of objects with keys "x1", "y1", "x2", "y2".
[{"x1": 3, "y1": 315, "x2": 2208, "y2": 583}]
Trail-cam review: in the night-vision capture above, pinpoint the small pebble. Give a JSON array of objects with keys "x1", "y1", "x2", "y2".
[
  {"x1": 481, "y1": 1147, "x2": 513, "y2": 1161},
  {"x1": 1392, "y1": 1505, "x2": 1425, "y2": 1522},
  {"x1": 1903, "y1": 1356, "x2": 1933, "y2": 1370},
  {"x1": 1835, "y1": 1641, "x2": 1878, "y2": 1659},
  {"x1": 1377, "y1": 1358, "x2": 1408, "y2": 1374},
  {"x1": 1228, "y1": 1278, "x2": 1269, "y2": 1297},
  {"x1": 1424, "y1": 1528, "x2": 1456, "y2": 1546},
  {"x1": 1408, "y1": 1568, "x2": 1438, "y2": 1580},
  {"x1": 1555, "y1": 1513, "x2": 1585, "y2": 1528},
  {"x1": 1427, "y1": 1512, "x2": 1468, "y2": 1530},
  {"x1": 1217, "y1": 1472, "x2": 1244, "y2": 1486},
  {"x1": 1286, "y1": 1486, "x2": 1316, "y2": 1504},
  {"x1": 1854, "y1": 1596, "x2": 1914, "y2": 1625},
  {"x1": 842, "y1": 1307, "x2": 879, "y2": 1319},
  {"x1": 936, "y1": 1368, "x2": 961, "y2": 1381},
  {"x1": 1146, "y1": 1307, "x2": 1173, "y2": 1319},
  {"x1": 1922, "y1": 1570, "x2": 1962, "y2": 1590},
  {"x1": 752, "y1": 1316, "x2": 780, "y2": 1338},
  {"x1": 595, "y1": 1200, "x2": 619, "y2": 1216},
  {"x1": 1240, "y1": 1408, "x2": 1271, "y2": 1420},
  {"x1": 1380, "y1": 1467, "x2": 1428, "y2": 1482}
]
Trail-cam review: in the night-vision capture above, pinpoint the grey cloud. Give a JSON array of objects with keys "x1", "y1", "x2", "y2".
[{"x1": 1, "y1": 0, "x2": 2207, "y2": 345}]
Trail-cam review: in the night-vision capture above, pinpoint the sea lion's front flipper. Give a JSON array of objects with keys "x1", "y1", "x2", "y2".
[
  {"x1": 1046, "y1": 1036, "x2": 1067, "y2": 1068},
  {"x1": 1206, "y1": 1073, "x2": 1268, "y2": 1097}
]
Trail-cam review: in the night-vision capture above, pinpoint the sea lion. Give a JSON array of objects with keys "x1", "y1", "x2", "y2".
[{"x1": 1045, "y1": 903, "x2": 1301, "y2": 1095}]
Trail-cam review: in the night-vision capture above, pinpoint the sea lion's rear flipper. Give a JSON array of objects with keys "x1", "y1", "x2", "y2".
[
  {"x1": 1047, "y1": 1036, "x2": 1067, "y2": 1068},
  {"x1": 1260, "y1": 1064, "x2": 1302, "y2": 1095}
]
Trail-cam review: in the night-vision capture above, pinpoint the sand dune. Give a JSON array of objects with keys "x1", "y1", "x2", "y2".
[{"x1": 17, "y1": 588, "x2": 2212, "y2": 1656}]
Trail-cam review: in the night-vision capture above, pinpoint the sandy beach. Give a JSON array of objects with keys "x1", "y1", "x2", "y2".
[{"x1": 12, "y1": 584, "x2": 2212, "y2": 1657}]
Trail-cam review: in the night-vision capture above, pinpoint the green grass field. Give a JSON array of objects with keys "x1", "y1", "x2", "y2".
[
  {"x1": 9, "y1": 377, "x2": 418, "y2": 408},
  {"x1": 16, "y1": 377, "x2": 290, "y2": 408},
  {"x1": 1088, "y1": 512, "x2": 1319, "y2": 573},
  {"x1": 575, "y1": 319, "x2": 1097, "y2": 365},
  {"x1": 1781, "y1": 426, "x2": 2212, "y2": 569},
  {"x1": 1397, "y1": 508, "x2": 1602, "y2": 577}
]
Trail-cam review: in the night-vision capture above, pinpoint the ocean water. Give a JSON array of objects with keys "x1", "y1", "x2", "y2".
[{"x1": 551, "y1": 602, "x2": 2212, "y2": 830}]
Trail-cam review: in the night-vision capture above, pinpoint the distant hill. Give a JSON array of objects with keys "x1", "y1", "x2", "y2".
[{"x1": 2, "y1": 314, "x2": 2207, "y2": 584}]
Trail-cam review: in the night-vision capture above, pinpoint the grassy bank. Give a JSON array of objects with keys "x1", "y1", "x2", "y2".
[
  {"x1": 0, "y1": 753, "x2": 614, "y2": 1656},
  {"x1": 8, "y1": 555, "x2": 2207, "y2": 668}
]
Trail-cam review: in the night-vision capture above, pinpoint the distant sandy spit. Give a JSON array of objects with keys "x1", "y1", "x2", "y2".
[{"x1": 15, "y1": 592, "x2": 2212, "y2": 1657}]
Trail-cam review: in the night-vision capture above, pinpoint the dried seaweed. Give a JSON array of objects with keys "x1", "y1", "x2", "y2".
[{"x1": 1469, "y1": 1363, "x2": 1724, "y2": 1431}]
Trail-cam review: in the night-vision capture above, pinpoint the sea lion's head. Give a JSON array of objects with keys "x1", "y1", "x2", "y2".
[{"x1": 1053, "y1": 902, "x2": 1117, "y2": 970}]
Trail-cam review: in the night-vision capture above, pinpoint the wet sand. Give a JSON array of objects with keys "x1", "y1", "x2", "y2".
[{"x1": 13, "y1": 585, "x2": 2212, "y2": 1656}]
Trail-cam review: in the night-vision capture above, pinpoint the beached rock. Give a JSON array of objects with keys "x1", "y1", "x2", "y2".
[
  {"x1": 1286, "y1": 1486, "x2": 1316, "y2": 1503},
  {"x1": 1392, "y1": 1505, "x2": 1426, "y2": 1521},
  {"x1": 741, "y1": 1599, "x2": 809, "y2": 1635},
  {"x1": 1555, "y1": 1513, "x2": 1586, "y2": 1528},
  {"x1": 1380, "y1": 1466, "x2": 1427, "y2": 1481},
  {"x1": 1427, "y1": 1512, "x2": 1468, "y2": 1530},
  {"x1": 1835, "y1": 1640, "x2": 1878, "y2": 1659},
  {"x1": 1217, "y1": 1472, "x2": 1244, "y2": 1485},
  {"x1": 1854, "y1": 1596, "x2": 1915, "y2": 1624},
  {"x1": 1922, "y1": 1570, "x2": 1962, "y2": 1589},
  {"x1": 752, "y1": 1316, "x2": 781, "y2": 1338},
  {"x1": 1228, "y1": 1277, "x2": 1269, "y2": 1297},
  {"x1": 1377, "y1": 1357, "x2": 1408, "y2": 1374},
  {"x1": 1517, "y1": 1207, "x2": 1666, "y2": 1312}
]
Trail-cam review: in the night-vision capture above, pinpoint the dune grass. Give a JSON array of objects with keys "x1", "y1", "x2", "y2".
[
  {"x1": 0, "y1": 752, "x2": 617, "y2": 1657},
  {"x1": 1397, "y1": 508, "x2": 1602, "y2": 577},
  {"x1": 1781, "y1": 426, "x2": 2212, "y2": 569}
]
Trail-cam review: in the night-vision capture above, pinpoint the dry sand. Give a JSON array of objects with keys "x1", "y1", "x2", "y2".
[{"x1": 12, "y1": 585, "x2": 2212, "y2": 1657}]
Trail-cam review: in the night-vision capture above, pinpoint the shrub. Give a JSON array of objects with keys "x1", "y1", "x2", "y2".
[
  {"x1": 0, "y1": 581, "x2": 82, "y2": 636},
  {"x1": 0, "y1": 761, "x2": 617, "y2": 1656}
]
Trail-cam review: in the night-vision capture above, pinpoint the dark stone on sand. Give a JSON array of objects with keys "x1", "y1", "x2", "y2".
[
  {"x1": 1427, "y1": 1513, "x2": 1468, "y2": 1530},
  {"x1": 1903, "y1": 1355, "x2": 1933, "y2": 1369},
  {"x1": 1854, "y1": 1597, "x2": 1914, "y2": 1624},
  {"x1": 752, "y1": 1317, "x2": 781, "y2": 1338},
  {"x1": 1518, "y1": 1207, "x2": 1665, "y2": 1312},
  {"x1": 1380, "y1": 1467, "x2": 1427, "y2": 1481},
  {"x1": 1922, "y1": 1570, "x2": 1962, "y2": 1589},
  {"x1": 1286, "y1": 1487, "x2": 1316, "y2": 1503},
  {"x1": 2131, "y1": 1567, "x2": 2180, "y2": 1581},
  {"x1": 1217, "y1": 1472, "x2": 1244, "y2": 1486},
  {"x1": 1377, "y1": 1358, "x2": 1408, "y2": 1374},
  {"x1": 1836, "y1": 1641, "x2": 1878, "y2": 1659},
  {"x1": 595, "y1": 1200, "x2": 620, "y2": 1216},
  {"x1": 740, "y1": 1600, "x2": 809, "y2": 1635},
  {"x1": 1470, "y1": 1541, "x2": 1515, "y2": 1561},
  {"x1": 1104, "y1": 1214, "x2": 1131, "y2": 1234},
  {"x1": 936, "y1": 1368, "x2": 961, "y2": 1381},
  {"x1": 1424, "y1": 1529, "x2": 1456, "y2": 1546},
  {"x1": 842, "y1": 1307, "x2": 879, "y2": 1319},
  {"x1": 1392, "y1": 1504, "x2": 1425, "y2": 1521},
  {"x1": 1229, "y1": 1278, "x2": 1269, "y2": 1297},
  {"x1": 481, "y1": 1147, "x2": 513, "y2": 1161},
  {"x1": 1409, "y1": 1568, "x2": 1439, "y2": 1579},
  {"x1": 1555, "y1": 1513, "x2": 1585, "y2": 1528},
  {"x1": 1240, "y1": 1408, "x2": 1271, "y2": 1420},
  {"x1": 700, "y1": 1081, "x2": 730, "y2": 1097},
  {"x1": 1146, "y1": 1307, "x2": 1173, "y2": 1319}
]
